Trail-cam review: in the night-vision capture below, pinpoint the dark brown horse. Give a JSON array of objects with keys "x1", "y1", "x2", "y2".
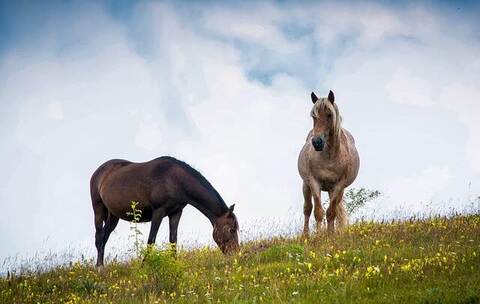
[{"x1": 90, "y1": 156, "x2": 239, "y2": 266}]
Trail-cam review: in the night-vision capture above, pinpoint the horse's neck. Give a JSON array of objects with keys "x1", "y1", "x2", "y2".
[{"x1": 187, "y1": 179, "x2": 228, "y2": 226}]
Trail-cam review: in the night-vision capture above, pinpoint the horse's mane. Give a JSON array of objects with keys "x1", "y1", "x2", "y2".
[
  {"x1": 311, "y1": 98, "x2": 343, "y2": 151},
  {"x1": 158, "y1": 156, "x2": 228, "y2": 210}
]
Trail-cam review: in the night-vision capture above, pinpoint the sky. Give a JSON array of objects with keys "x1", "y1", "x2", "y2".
[{"x1": 0, "y1": 0, "x2": 479, "y2": 264}]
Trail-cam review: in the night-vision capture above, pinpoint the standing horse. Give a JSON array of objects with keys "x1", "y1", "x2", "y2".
[
  {"x1": 298, "y1": 90, "x2": 359, "y2": 234},
  {"x1": 90, "y1": 156, "x2": 239, "y2": 266}
]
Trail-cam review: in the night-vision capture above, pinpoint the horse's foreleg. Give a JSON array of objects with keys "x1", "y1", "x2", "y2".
[
  {"x1": 168, "y1": 210, "x2": 183, "y2": 244},
  {"x1": 147, "y1": 208, "x2": 166, "y2": 245},
  {"x1": 302, "y1": 183, "x2": 313, "y2": 236},
  {"x1": 168, "y1": 210, "x2": 183, "y2": 255},
  {"x1": 313, "y1": 192, "x2": 324, "y2": 233},
  {"x1": 335, "y1": 202, "x2": 348, "y2": 229},
  {"x1": 327, "y1": 187, "x2": 345, "y2": 234}
]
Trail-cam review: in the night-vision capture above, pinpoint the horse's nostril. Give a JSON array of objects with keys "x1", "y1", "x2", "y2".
[
  {"x1": 312, "y1": 137, "x2": 324, "y2": 151},
  {"x1": 312, "y1": 137, "x2": 323, "y2": 146}
]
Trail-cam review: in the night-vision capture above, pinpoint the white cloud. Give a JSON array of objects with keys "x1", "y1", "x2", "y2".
[
  {"x1": 1, "y1": 1, "x2": 480, "y2": 262},
  {"x1": 203, "y1": 3, "x2": 300, "y2": 52},
  {"x1": 386, "y1": 68, "x2": 433, "y2": 107},
  {"x1": 441, "y1": 84, "x2": 480, "y2": 174},
  {"x1": 47, "y1": 101, "x2": 64, "y2": 120},
  {"x1": 134, "y1": 119, "x2": 163, "y2": 151},
  {"x1": 385, "y1": 166, "x2": 451, "y2": 212}
]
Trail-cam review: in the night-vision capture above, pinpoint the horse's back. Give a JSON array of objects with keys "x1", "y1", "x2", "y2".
[
  {"x1": 342, "y1": 129, "x2": 360, "y2": 186},
  {"x1": 91, "y1": 157, "x2": 179, "y2": 185},
  {"x1": 90, "y1": 157, "x2": 190, "y2": 219}
]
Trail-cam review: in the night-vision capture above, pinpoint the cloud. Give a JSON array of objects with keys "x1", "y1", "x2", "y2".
[
  {"x1": 386, "y1": 68, "x2": 433, "y2": 107},
  {"x1": 47, "y1": 101, "x2": 64, "y2": 120},
  {"x1": 441, "y1": 84, "x2": 480, "y2": 174},
  {"x1": 1, "y1": 1, "x2": 480, "y2": 261},
  {"x1": 134, "y1": 119, "x2": 163, "y2": 151},
  {"x1": 384, "y1": 166, "x2": 451, "y2": 211}
]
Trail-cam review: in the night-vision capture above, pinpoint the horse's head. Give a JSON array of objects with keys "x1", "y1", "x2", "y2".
[
  {"x1": 310, "y1": 90, "x2": 341, "y2": 152},
  {"x1": 213, "y1": 204, "x2": 239, "y2": 254}
]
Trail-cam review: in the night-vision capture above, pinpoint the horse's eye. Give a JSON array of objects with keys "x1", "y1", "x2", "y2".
[{"x1": 327, "y1": 113, "x2": 332, "y2": 119}]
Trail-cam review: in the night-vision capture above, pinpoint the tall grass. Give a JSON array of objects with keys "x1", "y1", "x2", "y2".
[{"x1": 1, "y1": 213, "x2": 479, "y2": 303}]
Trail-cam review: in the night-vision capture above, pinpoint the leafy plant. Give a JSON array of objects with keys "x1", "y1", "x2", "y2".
[
  {"x1": 126, "y1": 201, "x2": 143, "y2": 257},
  {"x1": 343, "y1": 188, "x2": 382, "y2": 215},
  {"x1": 141, "y1": 245, "x2": 184, "y2": 292}
]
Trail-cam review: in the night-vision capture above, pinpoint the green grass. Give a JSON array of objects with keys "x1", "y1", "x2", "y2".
[{"x1": 2, "y1": 214, "x2": 480, "y2": 303}]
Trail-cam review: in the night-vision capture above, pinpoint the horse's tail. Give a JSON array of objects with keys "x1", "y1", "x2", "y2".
[{"x1": 335, "y1": 202, "x2": 348, "y2": 229}]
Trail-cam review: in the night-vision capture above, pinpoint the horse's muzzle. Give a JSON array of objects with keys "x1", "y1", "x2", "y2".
[{"x1": 312, "y1": 137, "x2": 324, "y2": 151}]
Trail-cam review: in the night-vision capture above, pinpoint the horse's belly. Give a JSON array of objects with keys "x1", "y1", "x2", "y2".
[
  {"x1": 311, "y1": 168, "x2": 340, "y2": 192},
  {"x1": 319, "y1": 179, "x2": 336, "y2": 192},
  {"x1": 103, "y1": 198, "x2": 153, "y2": 222},
  {"x1": 100, "y1": 182, "x2": 154, "y2": 222}
]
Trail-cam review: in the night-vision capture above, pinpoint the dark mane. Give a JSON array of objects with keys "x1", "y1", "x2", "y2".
[{"x1": 157, "y1": 156, "x2": 228, "y2": 210}]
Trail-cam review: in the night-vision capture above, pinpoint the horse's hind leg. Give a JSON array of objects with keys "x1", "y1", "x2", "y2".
[
  {"x1": 93, "y1": 201, "x2": 107, "y2": 267},
  {"x1": 102, "y1": 212, "x2": 119, "y2": 254},
  {"x1": 302, "y1": 182, "x2": 313, "y2": 236}
]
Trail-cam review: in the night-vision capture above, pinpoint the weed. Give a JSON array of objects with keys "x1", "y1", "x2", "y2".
[
  {"x1": 140, "y1": 245, "x2": 184, "y2": 292},
  {"x1": 126, "y1": 201, "x2": 143, "y2": 257}
]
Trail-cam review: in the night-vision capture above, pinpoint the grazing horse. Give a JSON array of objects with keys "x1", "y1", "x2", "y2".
[
  {"x1": 90, "y1": 156, "x2": 239, "y2": 266},
  {"x1": 298, "y1": 90, "x2": 359, "y2": 234}
]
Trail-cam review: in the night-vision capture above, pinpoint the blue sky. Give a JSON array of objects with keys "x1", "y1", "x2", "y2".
[{"x1": 1, "y1": 0, "x2": 479, "y2": 263}]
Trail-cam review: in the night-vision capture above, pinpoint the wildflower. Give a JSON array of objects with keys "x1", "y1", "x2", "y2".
[{"x1": 365, "y1": 265, "x2": 380, "y2": 278}]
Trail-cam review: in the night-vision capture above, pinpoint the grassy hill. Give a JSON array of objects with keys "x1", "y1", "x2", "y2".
[{"x1": 1, "y1": 214, "x2": 479, "y2": 303}]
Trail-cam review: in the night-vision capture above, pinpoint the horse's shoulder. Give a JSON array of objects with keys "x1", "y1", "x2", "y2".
[
  {"x1": 148, "y1": 156, "x2": 192, "y2": 179},
  {"x1": 342, "y1": 129, "x2": 355, "y2": 144}
]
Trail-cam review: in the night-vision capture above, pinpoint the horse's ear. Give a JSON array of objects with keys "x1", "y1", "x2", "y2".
[
  {"x1": 228, "y1": 204, "x2": 235, "y2": 215},
  {"x1": 311, "y1": 92, "x2": 319, "y2": 104},
  {"x1": 328, "y1": 90, "x2": 335, "y2": 104}
]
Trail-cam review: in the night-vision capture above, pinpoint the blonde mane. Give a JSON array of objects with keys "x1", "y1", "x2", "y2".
[{"x1": 311, "y1": 98, "x2": 343, "y2": 152}]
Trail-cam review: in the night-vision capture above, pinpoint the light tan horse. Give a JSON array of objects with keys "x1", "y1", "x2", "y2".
[{"x1": 298, "y1": 90, "x2": 359, "y2": 234}]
